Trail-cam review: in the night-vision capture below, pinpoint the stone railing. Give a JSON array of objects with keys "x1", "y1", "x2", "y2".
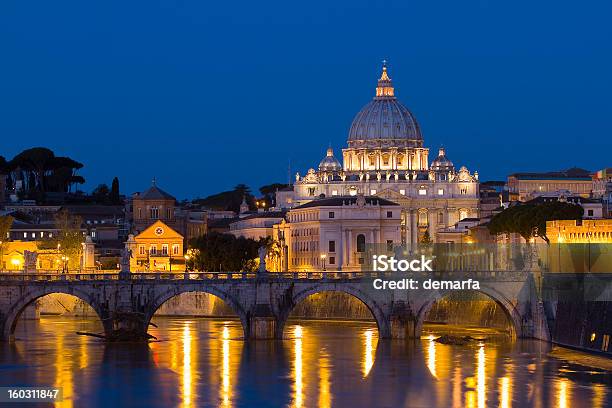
[{"x1": 0, "y1": 269, "x2": 527, "y2": 283}]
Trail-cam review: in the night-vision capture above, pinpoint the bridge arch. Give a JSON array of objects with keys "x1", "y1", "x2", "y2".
[
  {"x1": 277, "y1": 283, "x2": 390, "y2": 338},
  {"x1": 2, "y1": 287, "x2": 108, "y2": 341},
  {"x1": 145, "y1": 286, "x2": 249, "y2": 339},
  {"x1": 414, "y1": 286, "x2": 523, "y2": 339}
]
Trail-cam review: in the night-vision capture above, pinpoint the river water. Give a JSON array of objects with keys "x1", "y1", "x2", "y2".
[{"x1": 0, "y1": 316, "x2": 611, "y2": 407}]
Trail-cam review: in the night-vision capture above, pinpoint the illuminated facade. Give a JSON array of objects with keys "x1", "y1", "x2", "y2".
[
  {"x1": 274, "y1": 195, "x2": 401, "y2": 272},
  {"x1": 279, "y1": 64, "x2": 479, "y2": 243},
  {"x1": 131, "y1": 220, "x2": 184, "y2": 271},
  {"x1": 547, "y1": 219, "x2": 612, "y2": 244},
  {"x1": 507, "y1": 167, "x2": 593, "y2": 201}
]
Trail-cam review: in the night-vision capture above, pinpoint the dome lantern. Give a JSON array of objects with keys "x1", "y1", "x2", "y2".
[{"x1": 347, "y1": 63, "x2": 423, "y2": 147}]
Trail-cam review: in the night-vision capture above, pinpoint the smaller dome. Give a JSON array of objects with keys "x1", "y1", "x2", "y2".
[
  {"x1": 318, "y1": 147, "x2": 342, "y2": 171},
  {"x1": 431, "y1": 147, "x2": 454, "y2": 171}
]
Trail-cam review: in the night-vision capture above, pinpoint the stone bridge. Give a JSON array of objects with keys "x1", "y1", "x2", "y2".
[{"x1": 0, "y1": 270, "x2": 550, "y2": 342}]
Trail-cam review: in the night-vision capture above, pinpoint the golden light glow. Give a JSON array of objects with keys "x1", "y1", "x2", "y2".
[
  {"x1": 318, "y1": 351, "x2": 331, "y2": 408},
  {"x1": 590, "y1": 332, "x2": 596, "y2": 342},
  {"x1": 293, "y1": 325, "x2": 304, "y2": 408},
  {"x1": 557, "y1": 378, "x2": 569, "y2": 408},
  {"x1": 221, "y1": 325, "x2": 231, "y2": 408},
  {"x1": 477, "y1": 345, "x2": 485, "y2": 408},
  {"x1": 54, "y1": 332, "x2": 73, "y2": 408},
  {"x1": 181, "y1": 322, "x2": 194, "y2": 408},
  {"x1": 362, "y1": 329, "x2": 375, "y2": 377},
  {"x1": 499, "y1": 377, "x2": 511, "y2": 408},
  {"x1": 426, "y1": 334, "x2": 437, "y2": 379}
]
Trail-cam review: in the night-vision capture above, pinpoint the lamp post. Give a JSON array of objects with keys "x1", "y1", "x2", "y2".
[
  {"x1": 0, "y1": 240, "x2": 3, "y2": 271},
  {"x1": 184, "y1": 254, "x2": 189, "y2": 272},
  {"x1": 320, "y1": 253, "x2": 327, "y2": 271}
]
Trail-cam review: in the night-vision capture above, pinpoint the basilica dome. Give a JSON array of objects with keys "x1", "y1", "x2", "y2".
[
  {"x1": 348, "y1": 65, "x2": 422, "y2": 147},
  {"x1": 430, "y1": 147, "x2": 454, "y2": 171},
  {"x1": 318, "y1": 147, "x2": 342, "y2": 171}
]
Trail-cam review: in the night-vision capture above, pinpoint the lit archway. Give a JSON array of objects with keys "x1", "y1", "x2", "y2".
[
  {"x1": 278, "y1": 286, "x2": 389, "y2": 338},
  {"x1": 415, "y1": 289, "x2": 521, "y2": 339},
  {"x1": 146, "y1": 289, "x2": 248, "y2": 339},
  {"x1": 4, "y1": 289, "x2": 106, "y2": 341}
]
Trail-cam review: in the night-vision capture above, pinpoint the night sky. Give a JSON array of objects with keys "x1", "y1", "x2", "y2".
[{"x1": 1, "y1": 0, "x2": 611, "y2": 199}]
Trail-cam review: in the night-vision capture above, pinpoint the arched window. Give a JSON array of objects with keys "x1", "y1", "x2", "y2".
[{"x1": 356, "y1": 234, "x2": 366, "y2": 253}]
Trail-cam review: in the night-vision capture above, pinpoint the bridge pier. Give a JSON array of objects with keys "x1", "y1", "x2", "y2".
[{"x1": 388, "y1": 301, "x2": 417, "y2": 339}]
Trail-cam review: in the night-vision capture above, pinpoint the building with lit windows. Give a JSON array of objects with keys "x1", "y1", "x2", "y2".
[
  {"x1": 131, "y1": 180, "x2": 178, "y2": 235},
  {"x1": 277, "y1": 64, "x2": 479, "y2": 244},
  {"x1": 274, "y1": 195, "x2": 400, "y2": 271},
  {"x1": 507, "y1": 167, "x2": 593, "y2": 201},
  {"x1": 131, "y1": 220, "x2": 184, "y2": 271}
]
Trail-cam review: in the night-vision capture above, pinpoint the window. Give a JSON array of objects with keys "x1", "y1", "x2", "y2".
[
  {"x1": 173, "y1": 244, "x2": 180, "y2": 255},
  {"x1": 332, "y1": 190, "x2": 338, "y2": 196},
  {"x1": 438, "y1": 212, "x2": 444, "y2": 224},
  {"x1": 328, "y1": 240, "x2": 335, "y2": 252},
  {"x1": 138, "y1": 208, "x2": 142, "y2": 219},
  {"x1": 371, "y1": 189, "x2": 377, "y2": 195},
  {"x1": 91, "y1": 231, "x2": 97, "y2": 238},
  {"x1": 23, "y1": 232, "x2": 27, "y2": 238},
  {"x1": 150, "y1": 245, "x2": 157, "y2": 255},
  {"x1": 387, "y1": 211, "x2": 393, "y2": 218},
  {"x1": 329, "y1": 256, "x2": 335, "y2": 265},
  {"x1": 329, "y1": 211, "x2": 335, "y2": 219},
  {"x1": 139, "y1": 245, "x2": 145, "y2": 255},
  {"x1": 167, "y1": 208, "x2": 172, "y2": 219},
  {"x1": 418, "y1": 189, "x2": 427, "y2": 196},
  {"x1": 386, "y1": 240, "x2": 393, "y2": 251},
  {"x1": 588, "y1": 209, "x2": 594, "y2": 217},
  {"x1": 308, "y1": 187, "x2": 316, "y2": 196},
  {"x1": 438, "y1": 189, "x2": 444, "y2": 195},
  {"x1": 162, "y1": 244, "x2": 168, "y2": 255},
  {"x1": 399, "y1": 189, "x2": 405, "y2": 195},
  {"x1": 150, "y1": 206, "x2": 159, "y2": 219},
  {"x1": 356, "y1": 234, "x2": 366, "y2": 253}
]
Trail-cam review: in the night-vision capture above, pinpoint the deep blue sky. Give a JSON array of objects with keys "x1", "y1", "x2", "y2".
[{"x1": 1, "y1": 1, "x2": 611, "y2": 199}]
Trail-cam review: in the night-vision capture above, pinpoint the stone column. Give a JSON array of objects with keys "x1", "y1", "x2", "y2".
[
  {"x1": 427, "y1": 210, "x2": 435, "y2": 242},
  {"x1": 81, "y1": 236, "x2": 96, "y2": 270},
  {"x1": 337, "y1": 228, "x2": 344, "y2": 270},
  {"x1": 410, "y1": 210, "x2": 418, "y2": 246},
  {"x1": 343, "y1": 229, "x2": 349, "y2": 268}
]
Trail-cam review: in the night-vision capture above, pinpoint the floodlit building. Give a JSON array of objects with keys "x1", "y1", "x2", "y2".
[
  {"x1": 131, "y1": 220, "x2": 184, "y2": 271},
  {"x1": 547, "y1": 219, "x2": 612, "y2": 244},
  {"x1": 507, "y1": 168, "x2": 593, "y2": 201},
  {"x1": 277, "y1": 64, "x2": 479, "y2": 244},
  {"x1": 274, "y1": 195, "x2": 401, "y2": 272}
]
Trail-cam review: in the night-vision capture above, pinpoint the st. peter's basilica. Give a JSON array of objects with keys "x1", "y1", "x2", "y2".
[{"x1": 276, "y1": 64, "x2": 479, "y2": 245}]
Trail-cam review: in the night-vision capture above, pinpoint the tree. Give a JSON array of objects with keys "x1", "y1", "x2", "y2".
[
  {"x1": 488, "y1": 201, "x2": 583, "y2": 243},
  {"x1": 188, "y1": 232, "x2": 266, "y2": 272},
  {"x1": 194, "y1": 184, "x2": 255, "y2": 213},
  {"x1": 0, "y1": 215, "x2": 13, "y2": 267},
  {"x1": 92, "y1": 184, "x2": 111, "y2": 204},
  {"x1": 38, "y1": 209, "x2": 84, "y2": 270},
  {"x1": 10, "y1": 147, "x2": 55, "y2": 192},
  {"x1": 110, "y1": 177, "x2": 121, "y2": 204},
  {"x1": 259, "y1": 183, "x2": 289, "y2": 208},
  {"x1": 420, "y1": 229, "x2": 433, "y2": 244}
]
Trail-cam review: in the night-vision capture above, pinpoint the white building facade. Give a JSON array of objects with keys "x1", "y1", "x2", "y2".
[
  {"x1": 277, "y1": 64, "x2": 480, "y2": 244},
  {"x1": 274, "y1": 195, "x2": 401, "y2": 272}
]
